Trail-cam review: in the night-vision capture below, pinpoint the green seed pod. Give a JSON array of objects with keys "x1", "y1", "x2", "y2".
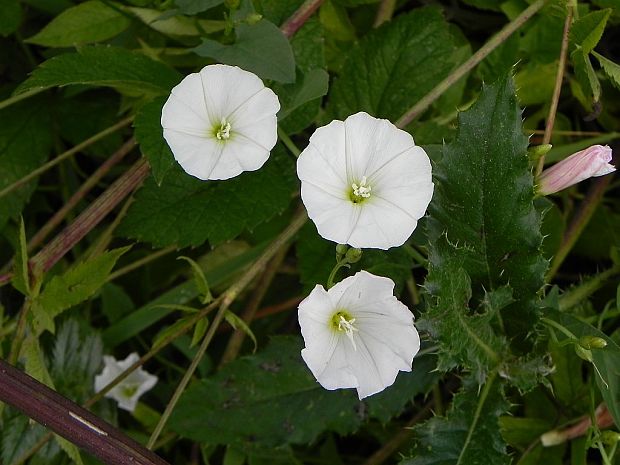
[
  {"x1": 600, "y1": 430, "x2": 620, "y2": 446},
  {"x1": 527, "y1": 144, "x2": 553, "y2": 161},
  {"x1": 579, "y1": 335, "x2": 608, "y2": 350},
  {"x1": 335, "y1": 244, "x2": 349, "y2": 256},
  {"x1": 574, "y1": 345, "x2": 593, "y2": 363},
  {"x1": 345, "y1": 248, "x2": 363, "y2": 264}
]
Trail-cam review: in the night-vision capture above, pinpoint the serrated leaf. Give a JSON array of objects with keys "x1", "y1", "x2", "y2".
[
  {"x1": 424, "y1": 74, "x2": 546, "y2": 382},
  {"x1": 571, "y1": 48, "x2": 601, "y2": 103},
  {"x1": 134, "y1": 97, "x2": 175, "y2": 185},
  {"x1": 12, "y1": 217, "x2": 30, "y2": 296},
  {"x1": 26, "y1": 0, "x2": 130, "y2": 47},
  {"x1": 592, "y1": 51, "x2": 620, "y2": 90},
  {"x1": 544, "y1": 309, "x2": 620, "y2": 428},
  {"x1": 169, "y1": 336, "x2": 362, "y2": 447},
  {"x1": 0, "y1": 99, "x2": 53, "y2": 232},
  {"x1": 421, "y1": 238, "x2": 508, "y2": 382},
  {"x1": 178, "y1": 256, "x2": 212, "y2": 304},
  {"x1": 224, "y1": 310, "x2": 257, "y2": 352},
  {"x1": 401, "y1": 376, "x2": 510, "y2": 465},
  {"x1": 326, "y1": 7, "x2": 460, "y2": 121},
  {"x1": 174, "y1": 0, "x2": 222, "y2": 15},
  {"x1": 193, "y1": 19, "x2": 295, "y2": 83},
  {"x1": 569, "y1": 8, "x2": 611, "y2": 54},
  {"x1": 32, "y1": 247, "x2": 130, "y2": 335},
  {"x1": 427, "y1": 74, "x2": 546, "y2": 334},
  {"x1": 14, "y1": 46, "x2": 181, "y2": 97},
  {"x1": 51, "y1": 320, "x2": 103, "y2": 403},
  {"x1": 0, "y1": 0, "x2": 21, "y2": 36},
  {"x1": 118, "y1": 147, "x2": 295, "y2": 248}
]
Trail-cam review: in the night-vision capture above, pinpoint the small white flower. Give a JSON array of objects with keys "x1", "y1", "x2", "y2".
[
  {"x1": 94, "y1": 353, "x2": 158, "y2": 412},
  {"x1": 298, "y1": 270, "x2": 420, "y2": 399},
  {"x1": 161, "y1": 64, "x2": 280, "y2": 180},
  {"x1": 297, "y1": 111, "x2": 434, "y2": 250}
]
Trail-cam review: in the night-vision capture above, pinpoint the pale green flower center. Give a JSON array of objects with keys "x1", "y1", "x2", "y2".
[
  {"x1": 349, "y1": 176, "x2": 372, "y2": 204},
  {"x1": 120, "y1": 384, "x2": 139, "y2": 398},
  {"x1": 215, "y1": 118, "x2": 231, "y2": 140},
  {"x1": 330, "y1": 310, "x2": 358, "y2": 350}
]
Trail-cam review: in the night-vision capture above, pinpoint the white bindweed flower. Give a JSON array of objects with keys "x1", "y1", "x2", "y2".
[
  {"x1": 94, "y1": 353, "x2": 158, "y2": 412},
  {"x1": 161, "y1": 64, "x2": 280, "y2": 180},
  {"x1": 298, "y1": 270, "x2": 420, "y2": 399},
  {"x1": 297, "y1": 112, "x2": 433, "y2": 249}
]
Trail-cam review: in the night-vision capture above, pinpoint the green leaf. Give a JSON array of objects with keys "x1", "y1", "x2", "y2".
[
  {"x1": 134, "y1": 97, "x2": 175, "y2": 185},
  {"x1": 118, "y1": 146, "x2": 295, "y2": 248},
  {"x1": 544, "y1": 310, "x2": 620, "y2": 428},
  {"x1": 421, "y1": 238, "x2": 508, "y2": 382},
  {"x1": 174, "y1": 0, "x2": 222, "y2": 15},
  {"x1": 0, "y1": 99, "x2": 53, "y2": 232},
  {"x1": 401, "y1": 376, "x2": 510, "y2": 465},
  {"x1": 190, "y1": 317, "x2": 209, "y2": 349},
  {"x1": 224, "y1": 310, "x2": 257, "y2": 352},
  {"x1": 0, "y1": 0, "x2": 21, "y2": 36},
  {"x1": 14, "y1": 46, "x2": 182, "y2": 97},
  {"x1": 296, "y1": 221, "x2": 334, "y2": 293},
  {"x1": 32, "y1": 246, "x2": 130, "y2": 335},
  {"x1": 12, "y1": 217, "x2": 30, "y2": 296},
  {"x1": 592, "y1": 51, "x2": 620, "y2": 90},
  {"x1": 326, "y1": 7, "x2": 460, "y2": 121},
  {"x1": 366, "y1": 354, "x2": 439, "y2": 423},
  {"x1": 193, "y1": 19, "x2": 296, "y2": 83},
  {"x1": 569, "y1": 8, "x2": 612, "y2": 54},
  {"x1": 424, "y1": 75, "x2": 546, "y2": 380},
  {"x1": 571, "y1": 47, "x2": 602, "y2": 104},
  {"x1": 153, "y1": 315, "x2": 197, "y2": 349},
  {"x1": 169, "y1": 336, "x2": 362, "y2": 447},
  {"x1": 26, "y1": 0, "x2": 130, "y2": 47},
  {"x1": 277, "y1": 68, "x2": 329, "y2": 120},
  {"x1": 178, "y1": 256, "x2": 212, "y2": 304}
]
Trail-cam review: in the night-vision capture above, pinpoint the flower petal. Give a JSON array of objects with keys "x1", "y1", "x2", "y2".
[
  {"x1": 163, "y1": 129, "x2": 224, "y2": 180},
  {"x1": 298, "y1": 271, "x2": 421, "y2": 399}
]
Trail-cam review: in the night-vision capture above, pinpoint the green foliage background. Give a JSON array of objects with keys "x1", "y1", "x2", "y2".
[{"x1": 1, "y1": 0, "x2": 619, "y2": 464}]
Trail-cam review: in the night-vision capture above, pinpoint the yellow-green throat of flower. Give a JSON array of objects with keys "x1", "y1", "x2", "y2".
[{"x1": 330, "y1": 310, "x2": 358, "y2": 350}]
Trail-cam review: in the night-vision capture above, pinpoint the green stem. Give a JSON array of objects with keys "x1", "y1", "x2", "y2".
[
  {"x1": 0, "y1": 88, "x2": 45, "y2": 111},
  {"x1": 278, "y1": 126, "x2": 301, "y2": 158},
  {"x1": 107, "y1": 246, "x2": 177, "y2": 282},
  {"x1": 547, "y1": 175, "x2": 613, "y2": 280},
  {"x1": 456, "y1": 370, "x2": 498, "y2": 465},
  {"x1": 559, "y1": 264, "x2": 620, "y2": 312},
  {"x1": 536, "y1": 3, "x2": 573, "y2": 175},
  {"x1": 0, "y1": 116, "x2": 133, "y2": 200},
  {"x1": 395, "y1": 0, "x2": 546, "y2": 128},
  {"x1": 146, "y1": 209, "x2": 308, "y2": 448},
  {"x1": 540, "y1": 317, "x2": 577, "y2": 340}
]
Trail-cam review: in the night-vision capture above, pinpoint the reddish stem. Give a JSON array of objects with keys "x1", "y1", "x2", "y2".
[
  {"x1": 0, "y1": 358, "x2": 169, "y2": 465},
  {"x1": 29, "y1": 158, "x2": 149, "y2": 276},
  {"x1": 27, "y1": 138, "x2": 136, "y2": 253},
  {"x1": 280, "y1": 0, "x2": 325, "y2": 38}
]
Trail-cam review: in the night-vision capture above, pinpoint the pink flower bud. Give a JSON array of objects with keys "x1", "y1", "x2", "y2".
[{"x1": 537, "y1": 145, "x2": 615, "y2": 195}]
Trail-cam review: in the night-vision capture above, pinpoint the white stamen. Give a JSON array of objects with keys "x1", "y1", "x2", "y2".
[
  {"x1": 338, "y1": 315, "x2": 358, "y2": 350},
  {"x1": 352, "y1": 176, "x2": 371, "y2": 198},
  {"x1": 216, "y1": 118, "x2": 231, "y2": 140}
]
